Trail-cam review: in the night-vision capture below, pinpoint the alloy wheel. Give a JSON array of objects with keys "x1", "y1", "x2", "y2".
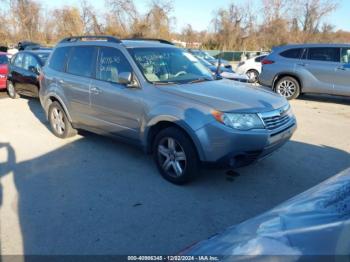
[
  {"x1": 247, "y1": 71, "x2": 258, "y2": 82},
  {"x1": 50, "y1": 107, "x2": 66, "y2": 135},
  {"x1": 157, "y1": 137, "x2": 187, "y2": 178},
  {"x1": 7, "y1": 82, "x2": 15, "y2": 97},
  {"x1": 277, "y1": 80, "x2": 296, "y2": 99}
]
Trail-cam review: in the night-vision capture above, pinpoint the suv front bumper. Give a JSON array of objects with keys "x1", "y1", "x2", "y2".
[{"x1": 195, "y1": 119, "x2": 297, "y2": 168}]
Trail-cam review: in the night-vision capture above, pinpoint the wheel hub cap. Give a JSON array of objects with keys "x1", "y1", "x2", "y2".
[
  {"x1": 51, "y1": 108, "x2": 65, "y2": 135},
  {"x1": 158, "y1": 137, "x2": 187, "y2": 177}
]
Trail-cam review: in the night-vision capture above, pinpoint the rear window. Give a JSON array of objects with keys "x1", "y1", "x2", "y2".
[
  {"x1": 307, "y1": 47, "x2": 340, "y2": 62},
  {"x1": 255, "y1": 55, "x2": 266, "y2": 62},
  {"x1": 67, "y1": 46, "x2": 96, "y2": 78},
  {"x1": 49, "y1": 47, "x2": 71, "y2": 72},
  {"x1": 280, "y1": 48, "x2": 304, "y2": 59}
]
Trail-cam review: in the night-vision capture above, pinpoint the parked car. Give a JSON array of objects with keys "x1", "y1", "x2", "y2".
[
  {"x1": 236, "y1": 54, "x2": 267, "y2": 82},
  {"x1": 0, "y1": 52, "x2": 9, "y2": 90},
  {"x1": 259, "y1": 44, "x2": 350, "y2": 100},
  {"x1": 187, "y1": 49, "x2": 232, "y2": 69},
  {"x1": 181, "y1": 168, "x2": 350, "y2": 258},
  {"x1": 7, "y1": 50, "x2": 51, "y2": 98},
  {"x1": 17, "y1": 41, "x2": 40, "y2": 51},
  {"x1": 196, "y1": 56, "x2": 250, "y2": 83},
  {"x1": 40, "y1": 36, "x2": 297, "y2": 184}
]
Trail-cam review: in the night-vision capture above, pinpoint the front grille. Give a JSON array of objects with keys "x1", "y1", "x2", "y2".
[{"x1": 260, "y1": 105, "x2": 292, "y2": 131}]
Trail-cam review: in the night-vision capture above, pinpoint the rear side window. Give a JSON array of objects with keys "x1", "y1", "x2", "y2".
[
  {"x1": 96, "y1": 47, "x2": 132, "y2": 84},
  {"x1": 280, "y1": 48, "x2": 303, "y2": 59},
  {"x1": 67, "y1": 46, "x2": 96, "y2": 78},
  {"x1": 49, "y1": 47, "x2": 71, "y2": 72},
  {"x1": 308, "y1": 47, "x2": 340, "y2": 62}
]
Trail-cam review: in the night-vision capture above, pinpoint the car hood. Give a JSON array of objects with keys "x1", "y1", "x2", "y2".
[{"x1": 160, "y1": 80, "x2": 287, "y2": 113}]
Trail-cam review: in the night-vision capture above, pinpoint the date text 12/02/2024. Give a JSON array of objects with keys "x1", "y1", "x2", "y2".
[{"x1": 127, "y1": 256, "x2": 220, "y2": 261}]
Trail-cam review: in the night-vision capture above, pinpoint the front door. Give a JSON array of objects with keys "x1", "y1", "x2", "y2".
[
  {"x1": 333, "y1": 47, "x2": 350, "y2": 96},
  {"x1": 22, "y1": 53, "x2": 41, "y2": 96},
  {"x1": 89, "y1": 46, "x2": 144, "y2": 141}
]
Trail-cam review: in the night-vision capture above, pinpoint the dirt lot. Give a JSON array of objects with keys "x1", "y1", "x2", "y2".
[{"x1": 0, "y1": 90, "x2": 349, "y2": 255}]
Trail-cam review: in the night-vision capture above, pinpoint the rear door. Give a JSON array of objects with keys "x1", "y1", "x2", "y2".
[
  {"x1": 333, "y1": 47, "x2": 350, "y2": 96},
  {"x1": 89, "y1": 46, "x2": 144, "y2": 140},
  {"x1": 302, "y1": 47, "x2": 340, "y2": 94},
  {"x1": 63, "y1": 46, "x2": 97, "y2": 125},
  {"x1": 22, "y1": 53, "x2": 41, "y2": 96}
]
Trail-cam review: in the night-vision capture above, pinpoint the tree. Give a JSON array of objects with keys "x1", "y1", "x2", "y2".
[
  {"x1": 10, "y1": 0, "x2": 41, "y2": 41},
  {"x1": 80, "y1": 0, "x2": 103, "y2": 35},
  {"x1": 52, "y1": 6, "x2": 84, "y2": 41}
]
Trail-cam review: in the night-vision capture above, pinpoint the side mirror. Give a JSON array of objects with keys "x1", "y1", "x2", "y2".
[
  {"x1": 29, "y1": 65, "x2": 39, "y2": 75},
  {"x1": 119, "y1": 72, "x2": 139, "y2": 88},
  {"x1": 118, "y1": 72, "x2": 132, "y2": 85}
]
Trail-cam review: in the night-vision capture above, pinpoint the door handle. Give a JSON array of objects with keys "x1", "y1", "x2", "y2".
[
  {"x1": 90, "y1": 87, "x2": 102, "y2": 95},
  {"x1": 58, "y1": 79, "x2": 64, "y2": 84},
  {"x1": 297, "y1": 63, "x2": 307, "y2": 67}
]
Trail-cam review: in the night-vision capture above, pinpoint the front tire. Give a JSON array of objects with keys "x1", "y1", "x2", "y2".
[
  {"x1": 275, "y1": 76, "x2": 300, "y2": 100},
  {"x1": 153, "y1": 127, "x2": 199, "y2": 185},
  {"x1": 48, "y1": 101, "x2": 77, "y2": 139},
  {"x1": 7, "y1": 81, "x2": 19, "y2": 99}
]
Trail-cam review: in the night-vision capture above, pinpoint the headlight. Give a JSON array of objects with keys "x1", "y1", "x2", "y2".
[
  {"x1": 0, "y1": 74, "x2": 6, "y2": 79},
  {"x1": 212, "y1": 111, "x2": 265, "y2": 130}
]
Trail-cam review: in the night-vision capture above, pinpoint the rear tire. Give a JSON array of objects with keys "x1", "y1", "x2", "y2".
[
  {"x1": 7, "y1": 81, "x2": 19, "y2": 99},
  {"x1": 275, "y1": 76, "x2": 300, "y2": 100},
  {"x1": 48, "y1": 101, "x2": 77, "y2": 139},
  {"x1": 153, "y1": 127, "x2": 199, "y2": 185},
  {"x1": 246, "y1": 69, "x2": 259, "y2": 83}
]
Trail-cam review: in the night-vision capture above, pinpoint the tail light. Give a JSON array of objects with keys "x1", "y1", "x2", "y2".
[{"x1": 261, "y1": 59, "x2": 275, "y2": 65}]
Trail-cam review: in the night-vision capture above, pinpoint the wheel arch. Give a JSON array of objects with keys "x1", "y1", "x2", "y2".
[
  {"x1": 144, "y1": 119, "x2": 205, "y2": 161},
  {"x1": 45, "y1": 94, "x2": 73, "y2": 123},
  {"x1": 272, "y1": 73, "x2": 303, "y2": 92}
]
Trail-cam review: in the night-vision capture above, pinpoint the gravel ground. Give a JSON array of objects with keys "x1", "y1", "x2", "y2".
[{"x1": 0, "y1": 90, "x2": 349, "y2": 255}]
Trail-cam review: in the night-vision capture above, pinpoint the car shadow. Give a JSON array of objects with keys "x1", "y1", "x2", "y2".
[
  {"x1": 298, "y1": 94, "x2": 350, "y2": 106},
  {"x1": 1, "y1": 131, "x2": 350, "y2": 256}
]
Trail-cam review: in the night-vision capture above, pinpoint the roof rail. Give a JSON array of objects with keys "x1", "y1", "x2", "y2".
[
  {"x1": 122, "y1": 38, "x2": 174, "y2": 45},
  {"x1": 59, "y1": 35, "x2": 122, "y2": 44}
]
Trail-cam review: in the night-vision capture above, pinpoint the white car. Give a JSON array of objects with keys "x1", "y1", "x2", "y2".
[{"x1": 236, "y1": 54, "x2": 267, "y2": 82}]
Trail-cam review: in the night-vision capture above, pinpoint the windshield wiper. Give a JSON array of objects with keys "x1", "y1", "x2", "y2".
[
  {"x1": 151, "y1": 81, "x2": 178, "y2": 85},
  {"x1": 188, "y1": 78, "x2": 213, "y2": 84}
]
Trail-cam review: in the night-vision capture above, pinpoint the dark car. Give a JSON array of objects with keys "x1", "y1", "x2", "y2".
[
  {"x1": 187, "y1": 49, "x2": 232, "y2": 69},
  {"x1": 7, "y1": 50, "x2": 51, "y2": 99}
]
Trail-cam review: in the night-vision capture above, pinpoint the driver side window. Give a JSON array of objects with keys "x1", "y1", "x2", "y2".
[
  {"x1": 96, "y1": 47, "x2": 132, "y2": 84},
  {"x1": 341, "y1": 48, "x2": 350, "y2": 64},
  {"x1": 23, "y1": 54, "x2": 40, "y2": 71}
]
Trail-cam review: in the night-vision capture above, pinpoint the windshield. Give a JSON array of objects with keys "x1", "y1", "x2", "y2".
[
  {"x1": 129, "y1": 48, "x2": 213, "y2": 84},
  {"x1": 37, "y1": 53, "x2": 50, "y2": 64},
  {"x1": 0, "y1": 55, "x2": 8, "y2": 65}
]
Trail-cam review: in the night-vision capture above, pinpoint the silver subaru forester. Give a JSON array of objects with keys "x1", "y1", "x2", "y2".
[{"x1": 39, "y1": 36, "x2": 297, "y2": 184}]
